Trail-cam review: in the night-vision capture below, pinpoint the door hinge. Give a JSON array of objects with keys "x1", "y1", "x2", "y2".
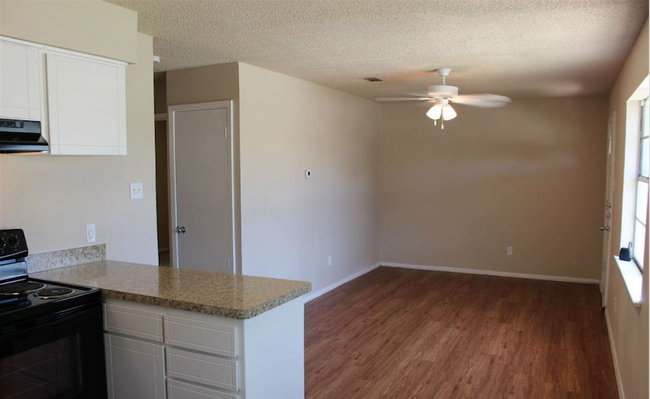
[
  {"x1": 227, "y1": 258, "x2": 232, "y2": 271},
  {"x1": 225, "y1": 127, "x2": 228, "y2": 140}
]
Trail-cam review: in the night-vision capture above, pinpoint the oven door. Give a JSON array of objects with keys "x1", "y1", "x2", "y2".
[{"x1": 0, "y1": 301, "x2": 107, "y2": 399}]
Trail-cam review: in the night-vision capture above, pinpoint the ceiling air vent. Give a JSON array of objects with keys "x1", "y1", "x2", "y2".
[{"x1": 364, "y1": 77, "x2": 383, "y2": 82}]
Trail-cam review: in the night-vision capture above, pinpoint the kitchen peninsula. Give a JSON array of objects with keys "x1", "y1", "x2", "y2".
[{"x1": 33, "y1": 260, "x2": 311, "y2": 399}]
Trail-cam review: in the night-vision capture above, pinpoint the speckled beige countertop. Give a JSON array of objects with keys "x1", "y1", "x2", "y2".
[{"x1": 31, "y1": 260, "x2": 311, "y2": 319}]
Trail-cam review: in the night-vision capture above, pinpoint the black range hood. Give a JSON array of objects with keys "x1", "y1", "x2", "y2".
[{"x1": 0, "y1": 119, "x2": 49, "y2": 153}]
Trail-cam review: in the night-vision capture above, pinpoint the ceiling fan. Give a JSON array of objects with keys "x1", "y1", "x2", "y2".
[{"x1": 375, "y1": 68, "x2": 511, "y2": 129}]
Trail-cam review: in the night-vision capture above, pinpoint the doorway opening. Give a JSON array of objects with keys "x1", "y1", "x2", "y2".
[
  {"x1": 153, "y1": 73, "x2": 237, "y2": 272},
  {"x1": 154, "y1": 72, "x2": 170, "y2": 266}
]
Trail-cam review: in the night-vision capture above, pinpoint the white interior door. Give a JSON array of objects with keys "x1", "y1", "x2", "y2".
[
  {"x1": 169, "y1": 102, "x2": 235, "y2": 273},
  {"x1": 600, "y1": 112, "x2": 616, "y2": 307}
]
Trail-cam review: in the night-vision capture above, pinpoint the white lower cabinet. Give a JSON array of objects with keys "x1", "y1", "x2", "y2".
[
  {"x1": 103, "y1": 301, "x2": 241, "y2": 399},
  {"x1": 166, "y1": 348, "x2": 238, "y2": 391},
  {"x1": 168, "y1": 378, "x2": 238, "y2": 399},
  {"x1": 103, "y1": 303, "x2": 164, "y2": 342},
  {"x1": 164, "y1": 315, "x2": 237, "y2": 357},
  {"x1": 105, "y1": 334, "x2": 166, "y2": 399},
  {"x1": 102, "y1": 298, "x2": 305, "y2": 399}
]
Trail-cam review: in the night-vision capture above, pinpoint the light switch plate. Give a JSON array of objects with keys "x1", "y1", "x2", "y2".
[{"x1": 130, "y1": 182, "x2": 144, "y2": 199}]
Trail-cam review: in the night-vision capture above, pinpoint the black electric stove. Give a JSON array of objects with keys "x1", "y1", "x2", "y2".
[
  {"x1": 0, "y1": 277, "x2": 101, "y2": 327},
  {"x1": 0, "y1": 229, "x2": 107, "y2": 398},
  {"x1": 0, "y1": 229, "x2": 101, "y2": 328}
]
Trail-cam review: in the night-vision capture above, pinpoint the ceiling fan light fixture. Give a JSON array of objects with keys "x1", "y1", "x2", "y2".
[
  {"x1": 374, "y1": 68, "x2": 511, "y2": 129},
  {"x1": 442, "y1": 104, "x2": 457, "y2": 121},
  {"x1": 426, "y1": 104, "x2": 443, "y2": 120}
]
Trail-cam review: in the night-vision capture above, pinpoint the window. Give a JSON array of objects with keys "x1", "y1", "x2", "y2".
[{"x1": 633, "y1": 98, "x2": 649, "y2": 269}]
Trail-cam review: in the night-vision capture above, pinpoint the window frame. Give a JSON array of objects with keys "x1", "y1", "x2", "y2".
[{"x1": 633, "y1": 98, "x2": 649, "y2": 270}]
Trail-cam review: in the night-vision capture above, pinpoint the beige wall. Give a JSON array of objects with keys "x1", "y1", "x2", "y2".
[
  {"x1": 166, "y1": 63, "x2": 239, "y2": 107},
  {"x1": 0, "y1": 33, "x2": 158, "y2": 264},
  {"x1": 238, "y1": 63, "x2": 381, "y2": 292},
  {"x1": 0, "y1": 0, "x2": 138, "y2": 63},
  {"x1": 380, "y1": 97, "x2": 608, "y2": 280},
  {"x1": 605, "y1": 19, "x2": 649, "y2": 399}
]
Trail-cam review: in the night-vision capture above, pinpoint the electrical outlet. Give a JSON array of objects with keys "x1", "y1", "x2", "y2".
[
  {"x1": 507, "y1": 246, "x2": 513, "y2": 256},
  {"x1": 130, "y1": 182, "x2": 144, "y2": 199},
  {"x1": 328, "y1": 255, "x2": 333, "y2": 266},
  {"x1": 86, "y1": 224, "x2": 96, "y2": 243}
]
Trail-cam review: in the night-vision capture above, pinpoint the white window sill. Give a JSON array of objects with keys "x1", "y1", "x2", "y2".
[{"x1": 613, "y1": 256, "x2": 643, "y2": 308}]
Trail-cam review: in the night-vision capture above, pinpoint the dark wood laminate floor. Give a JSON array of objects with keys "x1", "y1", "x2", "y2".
[{"x1": 305, "y1": 267, "x2": 618, "y2": 399}]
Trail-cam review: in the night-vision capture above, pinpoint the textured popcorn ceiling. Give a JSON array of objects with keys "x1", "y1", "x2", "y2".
[{"x1": 106, "y1": 0, "x2": 648, "y2": 99}]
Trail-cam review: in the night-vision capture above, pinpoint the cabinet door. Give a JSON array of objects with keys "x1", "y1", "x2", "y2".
[
  {"x1": 105, "y1": 334, "x2": 166, "y2": 399},
  {"x1": 166, "y1": 347, "x2": 239, "y2": 392},
  {"x1": 168, "y1": 379, "x2": 238, "y2": 399},
  {"x1": 164, "y1": 315, "x2": 237, "y2": 357},
  {"x1": 0, "y1": 39, "x2": 42, "y2": 120},
  {"x1": 46, "y1": 52, "x2": 126, "y2": 155},
  {"x1": 104, "y1": 303, "x2": 164, "y2": 342}
]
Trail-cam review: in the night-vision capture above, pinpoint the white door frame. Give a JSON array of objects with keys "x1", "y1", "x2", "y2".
[
  {"x1": 600, "y1": 111, "x2": 616, "y2": 307},
  {"x1": 167, "y1": 101, "x2": 237, "y2": 273}
]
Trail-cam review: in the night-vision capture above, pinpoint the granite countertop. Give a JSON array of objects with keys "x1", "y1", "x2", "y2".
[{"x1": 31, "y1": 260, "x2": 311, "y2": 319}]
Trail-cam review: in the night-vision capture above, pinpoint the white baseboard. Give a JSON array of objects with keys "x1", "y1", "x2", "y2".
[
  {"x1": 381, "y1": 262, "x2": 600, "y2": 284},
  {"x1": 303, "y1": 262, "x2": 381, "y2": 303},
  {"x1": 605, "y1": 310, "x2": 625, "y2": 399},
  {"x1": 304, "y1": 262, "x2": 599, "y2": 303}
]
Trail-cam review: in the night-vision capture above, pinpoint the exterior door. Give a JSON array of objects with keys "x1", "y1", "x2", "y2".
[
  {"x1": 600, "y1": 112, "x2": 616, "y2": 307},
  {"x1": 169, "y1": 102, "x2": 234, "y2": 273}
]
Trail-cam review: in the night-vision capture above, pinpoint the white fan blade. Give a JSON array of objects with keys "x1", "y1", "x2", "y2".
[
  {"x1": 375, "y1": 97, "x2": 430, "y2": 102},
  {"x1": 449, "y1": 94, "x2": 511, "y2": 108}
]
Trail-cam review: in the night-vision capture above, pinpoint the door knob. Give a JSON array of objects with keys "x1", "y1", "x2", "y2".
[
  {"x1": 600, "y1": 226, "x2": 611, "y2": 232},
  {"x1": 176, "y1": 226, "x2": 186, "y2": 234}
]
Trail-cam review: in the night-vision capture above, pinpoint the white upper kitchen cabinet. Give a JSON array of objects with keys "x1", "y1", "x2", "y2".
[
  {"x1": 46, "y1": 51, "x2": 127, "y2": 155},
  {"x1": 0, "y1": 38, "x2": 43, "y2": 121},
  {"x1": 0, "y1": 36, "x2": 128, "y2": 156}
]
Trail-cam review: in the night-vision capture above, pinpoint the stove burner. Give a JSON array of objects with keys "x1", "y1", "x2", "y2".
[
  {"x1": 0, "y1": 282, "x2": 45, "y2": 296},
  {"x1": 34, "y1": 287, "x2": 74, "y2": 299}
]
